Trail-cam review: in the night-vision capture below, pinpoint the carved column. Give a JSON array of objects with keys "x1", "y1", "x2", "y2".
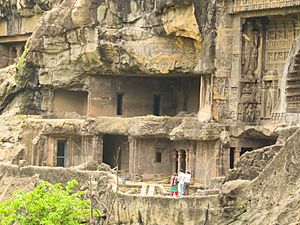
[
  {"x1": 93, "y1": 135, "x2": 103, "y2": 164},
  {"x1": 177, "y1": 150, "x2": 182, "y2": 174},
  {"x1": 128, "y1": 137, "x2": 137, "y2": 178},
  {"x1": 172, "y1": 151, "x2": 177, "y2": 173},
  {"x1": 234, "y1": 147, "x2": 241, "y2": 163},
  {"x1": 189, "y1": 148, "x2": 196, "y2": 178},
  {"x1": 185, "y1": 150, "x2": 190, "y2": 172}
]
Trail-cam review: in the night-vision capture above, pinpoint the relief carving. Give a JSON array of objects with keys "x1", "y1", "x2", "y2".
[
  {"x1": 265, "y1": 82, "x2": 273, "y2": 118},
  {"x1": 232, "y1": 0, "x2": 300, "y2": 13},
  {"x1": 242, "y1": 21, "x2": 259, "y2": 79},
  {"x1": 214, "y1": 78, "x2": 229, "y2": 100},
  {"x1": 243, "y1": 103, "x2": 258, "y2": 123}
]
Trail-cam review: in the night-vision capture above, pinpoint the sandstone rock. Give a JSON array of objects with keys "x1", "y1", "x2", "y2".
[{"x1": 162, "y1": 4, "x2": 202, "y2": 44}]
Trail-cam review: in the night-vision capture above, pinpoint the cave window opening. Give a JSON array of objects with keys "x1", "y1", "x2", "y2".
[
  {"x1": 57, "y1": 140, "x2": 67, "y2": 167},
  {"x1": 153, "y1": 95, "x2": 161, "y2": 116},
  {"x1": 117, "y1": 93, "x2": 124, "y2": 115},
  {"x1": 155, "y1": 151, "x2": 162, "y2": 163}
]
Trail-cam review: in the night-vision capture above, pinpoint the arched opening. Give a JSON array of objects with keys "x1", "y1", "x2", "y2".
[{"x1": 286, "y1": 50, "x2": 300, "y2": 113}]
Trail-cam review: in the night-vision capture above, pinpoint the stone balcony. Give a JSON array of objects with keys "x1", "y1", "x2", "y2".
[
  {"x1": 230, "y1": 0, "x2": 300, "y2": 13},
  {"x1": 24, "y1": 115, "x2": 225, "y2": 141}
]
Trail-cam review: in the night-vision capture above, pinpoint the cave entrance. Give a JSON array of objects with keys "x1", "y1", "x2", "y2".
[
  {"x1": 227, "y1": 134, "x2": 278, "y2": 172},
  {"x1": 103, "y1": 135, "x2": 129, "y2": 171},
  {"x1": 240, "y1": 147, "x2": 253, "y2": 156},
  {"x1": 88, "y1": 76, "x2": 200, "y2": 117}
]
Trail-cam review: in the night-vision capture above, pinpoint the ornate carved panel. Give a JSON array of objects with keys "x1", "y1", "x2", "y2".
[
  {"x1": 239, "y1": 19, "x2": 262, "y2": 124},
  {"x1": 264, "y1": 17, "x2": 300, "y2": 73},
  {"x1": 286, "y1": 53, "x2": 300, "y2": 113},
  {"x1": 231, "y1": 0, "x2": 300, "y2": 13}
]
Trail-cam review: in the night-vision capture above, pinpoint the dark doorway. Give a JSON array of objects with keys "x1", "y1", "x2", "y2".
[
  {"x1": 117, "y1": 94, "x2": 124, "y2": 115},
  {"x1": 230, "y1": 147, "x2": 235, "y2": 169},
  {"x1": 153, "y1": 95, "x2": 161, "y2": 116},
  {"x1": 103, "y1": 135, "x2": 129, "y2": 170},
  {"x1": 57, "y1": 140, "x2": 67, "y2": 167},
  {"x1": 155, "y1": 151, "x2": 162, "y2": 163},
  {"x1": 240, "y1": 147, "x2": 253, "y2": 156}
]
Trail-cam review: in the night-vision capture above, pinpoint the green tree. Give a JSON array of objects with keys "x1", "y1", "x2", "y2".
[{"x1": 0, "y1": 180, "x2": 94, "y2": 225}]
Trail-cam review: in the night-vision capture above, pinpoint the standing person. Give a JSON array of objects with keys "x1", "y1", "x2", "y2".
[
  {"x1": 170, "y1": 173, "x2": 178, "y2": 197},
  {"x1": 178, "y1": 169, "x2": 185, "y2": 197},
  {"x1": 184, "y1": 171, "x2": 191, "y2": 196}
]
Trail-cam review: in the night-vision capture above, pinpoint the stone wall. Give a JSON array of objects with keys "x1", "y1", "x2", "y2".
[
  {"x1": 117, "y1": 194, "x2": 221, "y2": 225},
  {"x1": 0, "y1": 163, "x2": 114, "y2": 186}
]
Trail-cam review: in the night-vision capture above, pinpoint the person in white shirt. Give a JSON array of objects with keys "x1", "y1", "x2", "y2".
[
  {"x1": 177, "y1": 169, "x2": 185, "y2": 197},
  {"x1": 184, "y1": 171, "x2": 191, "y2": 196}
]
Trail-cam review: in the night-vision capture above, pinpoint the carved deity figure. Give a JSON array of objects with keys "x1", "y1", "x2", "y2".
[
  {"x1": 242, "y1": 83, "x2": 251, "y2": 95},
  {"x1": 205, "y1": 77, "x2": 212, "y2": 106},
  {"x1": 242, "y1": 21, "x2": 259, "y2": 78},
  {"x1": 266, "y1": 82, "x2": 273, "y2": 117},
  {"x1": 244, "y1": 104, "x2": 256, "y2": 123}
]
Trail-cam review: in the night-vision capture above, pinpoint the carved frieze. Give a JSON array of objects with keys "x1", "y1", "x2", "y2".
[
  {"x1": 213, "y1": 77, "x2": 229, "y2": 100},
  {"x1": 231, "y1": 0, "x2": 300, "y2": 13},
  {"x1": 264, "y1": 17, "x2": 299, "y2": 72},
  {"x1": 238, "y1": 103, "x2": 260, "y2": 124}
]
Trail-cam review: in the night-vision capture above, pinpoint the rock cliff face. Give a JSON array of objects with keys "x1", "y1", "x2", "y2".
[
  {"x1": 0, "y1": 0, "x2": 54, "y2": 18},
  {"x1": 0, "y1": 0, "x2": 217, "y2": 166},
  {"x1": 2, "y1": 0, "x2": 300, "y2": 224},
  {"x1": 24, "y1": 0, "x2": 215, "y2": 90}
]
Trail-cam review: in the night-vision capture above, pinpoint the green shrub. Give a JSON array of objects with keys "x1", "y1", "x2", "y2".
[{"x1": 0, "y1": 180, "x2": 93, "y2": 225}]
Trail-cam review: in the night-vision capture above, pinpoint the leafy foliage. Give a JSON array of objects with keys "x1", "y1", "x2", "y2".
[{"x1": 0, "y1": 180, "x2": 92, "y2": 225}]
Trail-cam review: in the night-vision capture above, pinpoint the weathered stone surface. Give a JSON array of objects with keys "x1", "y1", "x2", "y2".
[
  {"x1": 2, "y1": 1, "x2": 300, "y2": 224},
  {"x1": 24, "y1": 116, "x2": 225, "y2": 140},
  {"x1": 21, "y1": 0, "x2": 215, "y2": 92},
  {"x1": 224, "y1": 144, "x2": 282, "y2": 182},
  {"x1": 0, "y1": 65, "x2": 17, "y2": 108},
  {"x1": 118, "y1": 194, "x2": 221, "y2": 225},
  {"x1": 0, "y1": 0, "x2": 54, "y2": 17}
]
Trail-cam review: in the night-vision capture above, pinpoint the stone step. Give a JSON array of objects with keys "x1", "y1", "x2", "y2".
[
  {"x1": 147, "y1": 185, "x2": 156, "y2": 196},
  {"x1": 287, "y1": 76, "x2": 300, "y2": 81},
  {"x1": 286, "y1": 92, "x2": 300, "y2": 97},
  {"x1": 140, "y1": 185, "x2": 148, "y2": 195},
  {"x1": 286, "y1": 84, "x2": 300, "y2": 89},
  {"x1": 288, "y1": 70, "x2": 300, "y2": 74}
]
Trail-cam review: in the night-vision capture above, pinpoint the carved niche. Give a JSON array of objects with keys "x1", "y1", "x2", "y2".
[
  {"x1": 239, "y1": 19, "x2": 262, "y2": 124},
  {"x1": 242, "y1": 20, "x2": 260, "y2": 80}
]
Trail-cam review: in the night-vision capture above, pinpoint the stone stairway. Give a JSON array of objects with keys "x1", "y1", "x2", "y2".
[{"x1": 140, "y1": 184, "x2": 168, "y2": 196}]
